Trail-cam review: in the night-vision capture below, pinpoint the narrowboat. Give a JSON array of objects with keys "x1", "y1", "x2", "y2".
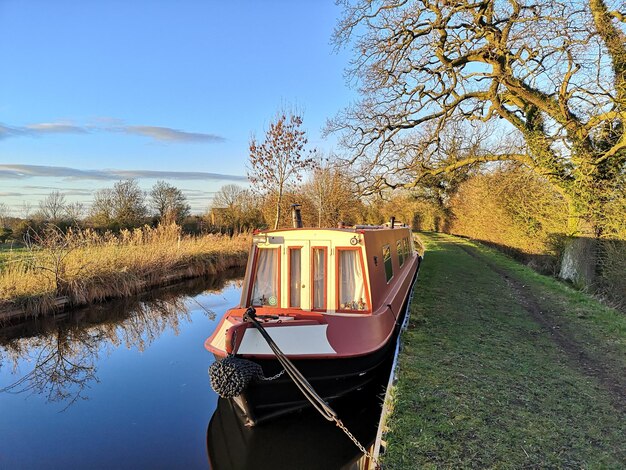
[{"x1": 205, "y1": 213, "x2": 421, "y2": 426}]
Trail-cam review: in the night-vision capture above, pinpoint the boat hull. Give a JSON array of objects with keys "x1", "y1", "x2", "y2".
[
  {"x1": 216, "y1": 338, "x2": 396, "y2": 426},
  {"x1": 217, "y1": 258, "x2": 420, "y2": 426}
]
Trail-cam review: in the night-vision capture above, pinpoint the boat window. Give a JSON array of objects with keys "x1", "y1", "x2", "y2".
[
  {"x1": 337, "y1": 249, "x2": 368, "y2": 312},
  {"x1": 312, "y1": 247, "x2": 326, "y2": 310},
  {"x1": 397, "y1": 239, "x2": 405, "y2": 267},
  {"x1": 289, "y1": 247, "x2": 301, "y2": 308},
  {"x1": 383, "y1": 244, "x2": 393, "y2": 282},
  {"x1": 250, "y1": 248, "x2": 279, "y2": 307}
]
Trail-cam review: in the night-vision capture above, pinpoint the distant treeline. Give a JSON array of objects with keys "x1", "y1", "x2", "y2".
[{"x1": 1, "y1": 162, "x2": 624, "y2": 308}]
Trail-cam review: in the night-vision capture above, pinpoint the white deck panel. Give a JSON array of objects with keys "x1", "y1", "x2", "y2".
[{"x1": 237, "y1": 324, "x2": 336, "y2": 355}]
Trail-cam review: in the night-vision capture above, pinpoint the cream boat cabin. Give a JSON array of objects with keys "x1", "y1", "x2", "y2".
[{"x1": 205, "y1": 224, "x2": 421, "y2": 425}]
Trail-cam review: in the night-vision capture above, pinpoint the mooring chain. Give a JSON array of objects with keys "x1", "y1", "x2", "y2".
[
  {"x1": 258, "y1": 369, "x2": 286, "y2": 381},
  {"x1": 334, "y1": 418, "x2": 375, "y2": 464},
  {"x1": 242, "y1": 308, "x2": 377, "y2": 464}
]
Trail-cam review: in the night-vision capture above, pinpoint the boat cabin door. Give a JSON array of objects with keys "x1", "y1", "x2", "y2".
[{"x1": 285, "y1": 240, "x2": 331, "y2": 312}]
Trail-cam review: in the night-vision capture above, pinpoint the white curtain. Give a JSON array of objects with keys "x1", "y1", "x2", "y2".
[
  {"x1": 338, "y1": 250, "x2": 366, "y2": 311},
  {"x1": 290, "y1": 249, "x2": 301, "y2": 307},
  {"x1": 251, "y1": 248, "x2": 278, "y2": 306},
  {"x1": 312, "y1": 248, "x2": 325, "y2": 309}
]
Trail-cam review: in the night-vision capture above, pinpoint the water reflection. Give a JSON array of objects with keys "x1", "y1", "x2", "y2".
[
  {"x1": 0, "y1": 268, "x2": 244, "y2": 409},
  {"x1": 206, "y1": 355, "x2": 393, "y2": 470}
]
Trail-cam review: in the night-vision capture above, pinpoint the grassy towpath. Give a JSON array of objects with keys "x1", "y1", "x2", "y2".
[{"x1": 383, "y1": 233, "x2": 626, "y2": 468}]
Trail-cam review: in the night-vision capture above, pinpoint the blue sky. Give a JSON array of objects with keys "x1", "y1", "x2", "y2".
[{"x1": 0, "y1": 1, "x2": 355, "y2": 214}]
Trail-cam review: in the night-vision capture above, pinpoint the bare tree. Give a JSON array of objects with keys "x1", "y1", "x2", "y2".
[
  {"x1": 303, "y1": 159, "x2": 363, "y2": 227},
  {"x1": 210, "y1": 184, "x2": 263, "y2": 232},
  {"x1": 38, "y1": 191, "x2": 66, "y2": 222},
  {"x1": 0, "y1": 202, "x2": 9, "y2": 227},
  {"x1": 330, "y1": 0, "x2": 626, "y2": 235},
  {"x1": 89, "y1": 179, "x2": 147, "y2": 229},
  {"x1": 65, "y1": 202, "x2": 85, "y2": 223},
  {"x1": 249, "y1": 111, "x2": 317, "y2": 229},
  {"x1": 149, "y1": 180, "x2": 191, "y2": 224},
  {"x1": 21, "y1": 201, "x2": 33, "y2": 218},
  {"x1": 90, "y1": 188, "x2": 115, "y2": 227},
  {"x1": 112, "y1": 180, "x2": 147, "y2": 227}
]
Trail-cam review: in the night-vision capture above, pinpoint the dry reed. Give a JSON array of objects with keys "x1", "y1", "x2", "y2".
[{"x1": 0, "y1": 224, "x2": 250, "y2": 316}]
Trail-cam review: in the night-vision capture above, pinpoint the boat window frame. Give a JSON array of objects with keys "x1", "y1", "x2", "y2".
[
  {"x1": 310, "y1": 245, "x2": 328, "y2": 312},
  {"x1": 246, "y1": 246, "x2": 281, "y2": 308},
  {"x1": 287, "y1": 245, "x2": 303, "y2": 309},
  {"x1": 383, "y1": 244, "x2": 393, "y2": 283},
  {"x1": 335, "y1": 247, "x2": 371, "y2": 314},
  {"x1": 397, "y1": 239, "x2": 405, "y2": 267}
]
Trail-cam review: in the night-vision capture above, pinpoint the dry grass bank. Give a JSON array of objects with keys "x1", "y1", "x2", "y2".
[{"x1": 0, "y1": 224, "x2": 250, "y2": 317}]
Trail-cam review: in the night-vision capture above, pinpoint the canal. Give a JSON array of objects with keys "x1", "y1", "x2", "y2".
[{"x1": 0, "y1": 271, "x2": 386, "y2": 469}]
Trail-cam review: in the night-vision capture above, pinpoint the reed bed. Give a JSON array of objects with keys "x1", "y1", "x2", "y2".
[{"x1": 0, "y1": 224, "x2": 250, "y2": 316}]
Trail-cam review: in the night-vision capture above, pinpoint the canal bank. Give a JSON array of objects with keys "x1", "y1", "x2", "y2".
[
  {"x1": 0, "y1": 228, "x2": 249, "y2": 321},
  {"x1": 380, "y1": 233, "x2": 626, "y2": 468}
]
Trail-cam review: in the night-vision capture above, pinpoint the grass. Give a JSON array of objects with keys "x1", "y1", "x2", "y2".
[
  {"x1": 0, "y1": 224, "x2": 250, "y2": 316},
  {"x1": 0, "y1": 243, "x2": 27, "y2": 268},
  {"x1": 382, "y1": 232, "x2": 626, "y2": 468}
]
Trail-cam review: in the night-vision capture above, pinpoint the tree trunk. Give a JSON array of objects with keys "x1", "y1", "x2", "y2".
[
  {"x1": 559, "y1": 236, "x2": 598, "y2": 289},
  {"x1": 318, "y1": 203, "x2": 322, "y2": 228},
  {"x1": 274, "y1": 189, "x2": 282, "y2": 230}
]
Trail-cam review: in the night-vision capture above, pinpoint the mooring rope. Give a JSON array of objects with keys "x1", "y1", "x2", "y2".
[{"x1": 242, "y1": 307, "x2": 376, "y2": 464}]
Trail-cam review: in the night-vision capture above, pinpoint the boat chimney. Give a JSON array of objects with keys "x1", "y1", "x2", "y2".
[
  {"x1": 292, "y1": 204, "x2": 303, "y2": 228},
  {"x1": 390, "y1": 216, "x2": 396, "y2": 228}
]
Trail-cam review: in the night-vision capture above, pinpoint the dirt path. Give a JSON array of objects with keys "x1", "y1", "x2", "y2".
[{"x1": 460, "y1": 244, "x2": 626, "y2": 412}]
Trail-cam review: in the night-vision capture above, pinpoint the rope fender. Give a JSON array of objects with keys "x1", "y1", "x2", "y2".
[{"x1": 208, "y1": 355, "x2": 264, "y2": 399}]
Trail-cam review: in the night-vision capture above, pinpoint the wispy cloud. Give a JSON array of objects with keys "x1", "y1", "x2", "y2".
[
  {"x1": 123, "y1": 126, "x2": 224, "y2": 143},
  {"x1": 25, "y1": 122, "x2": 89, "y2": 134},
  {"x1": 0, "y1": 119, "x2": 224, "y2": 144},
  {"x1": 0, "y1": 124, "x2": 25, "y2": 139},
  {"x1": 0, "y1": 164, "x2": 247, "y2": 183},
  {"x1": 0, "y1": 189, "x2": 94, "y2": 198},
  {"x1": 0, "y1": 164, "x2": 110, "y2": 180},
  {"x1": 22, "y1": 185, "x2": 94, "y2": 195},
  {"x1": 181, "y1": 189, "x2": 218, "y2": 196}
]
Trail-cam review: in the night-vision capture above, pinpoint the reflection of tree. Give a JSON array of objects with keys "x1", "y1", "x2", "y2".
[
  {"x1": 1, "y1": 327, "x2": 102, "y2": 409},
  {"x1": 0, "y1": 270, "x2": 243, "y2": 408},
  {"x1": 100, "y1": 297, "x2": 190, "y2": 352}
]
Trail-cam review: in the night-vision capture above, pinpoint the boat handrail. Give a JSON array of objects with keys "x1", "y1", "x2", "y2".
[{"x1": 353, "y1": 224, "x2": 409, "y2": 230}]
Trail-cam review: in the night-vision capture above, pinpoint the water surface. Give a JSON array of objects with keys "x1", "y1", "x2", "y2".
[
  {"x1": 0, "y1": 273, "x2": 243, "y2": 469},
  {"x1": 0, "y1": 270, "x2": 386, "y2": 469}
]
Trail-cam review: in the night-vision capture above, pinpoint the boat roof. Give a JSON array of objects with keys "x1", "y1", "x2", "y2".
[{"x1": 254, "y1": 225, "x2": 410, "y2": 235}]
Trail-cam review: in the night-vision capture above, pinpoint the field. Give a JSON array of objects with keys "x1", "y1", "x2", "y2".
[
  {"x1": 0, "y1": 243, "x2": 26, "y2": 267},
  {"x1": 0, "y1": 225, "x2": 250, "y2": 316},
  {"x1": 382, "y1": 233, "x2": 626, "y2": 468}
]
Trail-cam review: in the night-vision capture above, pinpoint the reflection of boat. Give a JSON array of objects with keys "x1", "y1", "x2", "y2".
[
  {"x1": 207, "y1": 373, "x2": 387, "y2": 470},
  {"x1": 205, "y1": 213, "x2": 421, "y2": 426}
]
